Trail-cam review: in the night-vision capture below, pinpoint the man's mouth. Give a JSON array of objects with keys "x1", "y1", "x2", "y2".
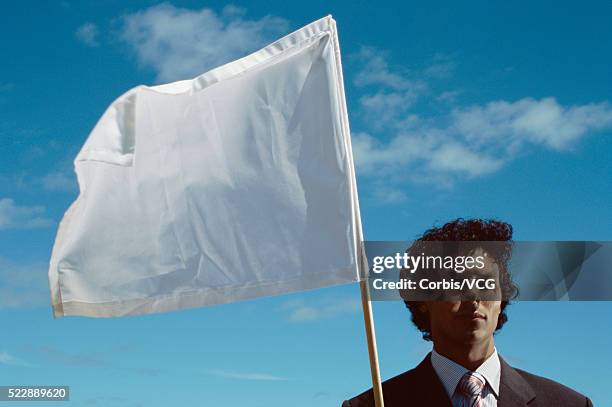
[{"x1": 459, "y1": 312, "x2": 486, "y2": 320}]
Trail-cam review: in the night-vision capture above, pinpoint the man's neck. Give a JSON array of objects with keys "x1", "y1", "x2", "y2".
[{"x1": 433, "y1": 339, "x2": 495, "y2": 371}]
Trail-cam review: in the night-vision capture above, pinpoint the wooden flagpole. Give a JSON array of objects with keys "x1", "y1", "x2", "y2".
[
  {"x1": 359, "y1": 279, "x2": 384, "y2": 407},
  {"x1": 328, "y1": 16, "x2": 384, "y2": 406}
]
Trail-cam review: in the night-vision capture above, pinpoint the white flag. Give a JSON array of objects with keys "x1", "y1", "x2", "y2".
[{"x1": 49, "y1": 16, "x2": 364, "y2": 318}]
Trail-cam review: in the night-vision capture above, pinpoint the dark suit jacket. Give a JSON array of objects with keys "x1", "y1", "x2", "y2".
[{"x1": 342, "y1": 353, "x2": 592, "y2": 407}]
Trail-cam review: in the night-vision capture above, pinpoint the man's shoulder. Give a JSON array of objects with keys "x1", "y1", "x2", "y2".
[
  {"x1": 341, "y1": 367, "x2": 421, "y2": 407},
  {"x1": 508, "y1": 365, "x2": 592, "y2": 406},
  {"x1": 342, "y1": 355, "x2": 446, "y2": 407}
]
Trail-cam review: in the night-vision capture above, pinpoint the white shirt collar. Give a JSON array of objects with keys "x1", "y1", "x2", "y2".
[{"x1": 430, "y1": 347, "x2": 501, "y2": 399}]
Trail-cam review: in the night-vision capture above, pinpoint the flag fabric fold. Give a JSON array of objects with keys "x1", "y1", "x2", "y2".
[{"x1": 49, "y1": 15, "x2": 365, "y2": 318}]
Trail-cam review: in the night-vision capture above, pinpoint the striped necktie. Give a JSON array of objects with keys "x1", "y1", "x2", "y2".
[{"x1": 452, "y1": 371, "x2": 486, "y2": 407}]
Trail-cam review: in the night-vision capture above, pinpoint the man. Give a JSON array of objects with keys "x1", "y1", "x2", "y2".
[{"x1": 343, "y1": 218, "x2": 592, "y2": 407}]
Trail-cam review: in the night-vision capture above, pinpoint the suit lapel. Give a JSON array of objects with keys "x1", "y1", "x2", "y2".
[
  {"x1": 406, "y1": 354, "x2": 452, "y2": 406},
  {"x1": 497, "y1": 356, "x2": 536, "y2": 406}
]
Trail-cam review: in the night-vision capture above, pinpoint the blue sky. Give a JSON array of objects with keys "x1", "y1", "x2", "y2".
[{"x1": 1, "y1": 1, "x2": 611, "y2": 406}]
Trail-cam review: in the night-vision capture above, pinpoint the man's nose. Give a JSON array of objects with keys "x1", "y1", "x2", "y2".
[
  {"x1": 460, "y1": 295, "x2": 480, "y2": 309},
  {"x1": 461, "y1": 284, "x2": 500, "y2": 301}
]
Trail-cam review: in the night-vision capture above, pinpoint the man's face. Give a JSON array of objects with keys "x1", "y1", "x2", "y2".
[
  {"x1": 420, "y1": 250, "x2": 503, "y2": 346},
  {"x1": 420, "y1": 299, "x2": 502, "y2": 346}
]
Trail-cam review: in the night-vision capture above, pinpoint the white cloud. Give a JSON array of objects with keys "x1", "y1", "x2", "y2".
[
  {"x1": 282, "y1": 298, "x2": 360, "y2": 322},
  {"x1": 353, "y1": 96, "x2": 612, "y2": 183},
  {"x1": 371, "y1": 184, "x2": 410, "y2": 205},
  {"x1": 437, "y1": 90, "x2": 462, "y2": 103},
  {"x1": 0, "y1": 198, "x2": 53, "y2": 230},
  {"x1": 428, "y1": 142, "x2": 503, "y2": 176},
  {"x1": 423, "y1": 53, "x2": 457, "y2": 79},
  {"x1": 424, "y1": 61, "x2": 455, "y2": 79},
  {"x1": 353, "y1": 130, "x2": 503, "y2": 179},
  {"x1": 41, "y1": 171, "x2": 76, "y2": 191},
  {"x1": 359, "y1": 91, "x2": 422, "y2": 130},
  {"x1": 119, "y1": 3, "x2": 289, "y2": 82},
  {"x1": 353, "y1": 47, "x2": 415, "y2": 90},
  {"x1": 451, "y1": 97, "x2": 612, "y2": 151},
  {"x1": 0, "y1": 352, "x2": 31, "y2": 367},
  {"x1": 350, "y1": 47, "x2": 612, "y2": 188},
  {"x1": 76, "y1": 22, "x2": 100, "y2": 47},
  {"x1": 353, "y1": 47, "x2": 427, "y2": 129},
  {"x1": 208, "y1": 369, "x2": 287, "y2": 381}
]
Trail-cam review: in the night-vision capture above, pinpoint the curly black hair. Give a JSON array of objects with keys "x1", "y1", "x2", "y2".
[{"x1": 403, "y1": 218, "x2": 518, "y2": 341}]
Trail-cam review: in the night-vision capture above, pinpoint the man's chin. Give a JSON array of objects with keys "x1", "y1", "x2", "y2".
[{"x1": 454, "y1": 327, "x2": 491, "y2": 345}]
